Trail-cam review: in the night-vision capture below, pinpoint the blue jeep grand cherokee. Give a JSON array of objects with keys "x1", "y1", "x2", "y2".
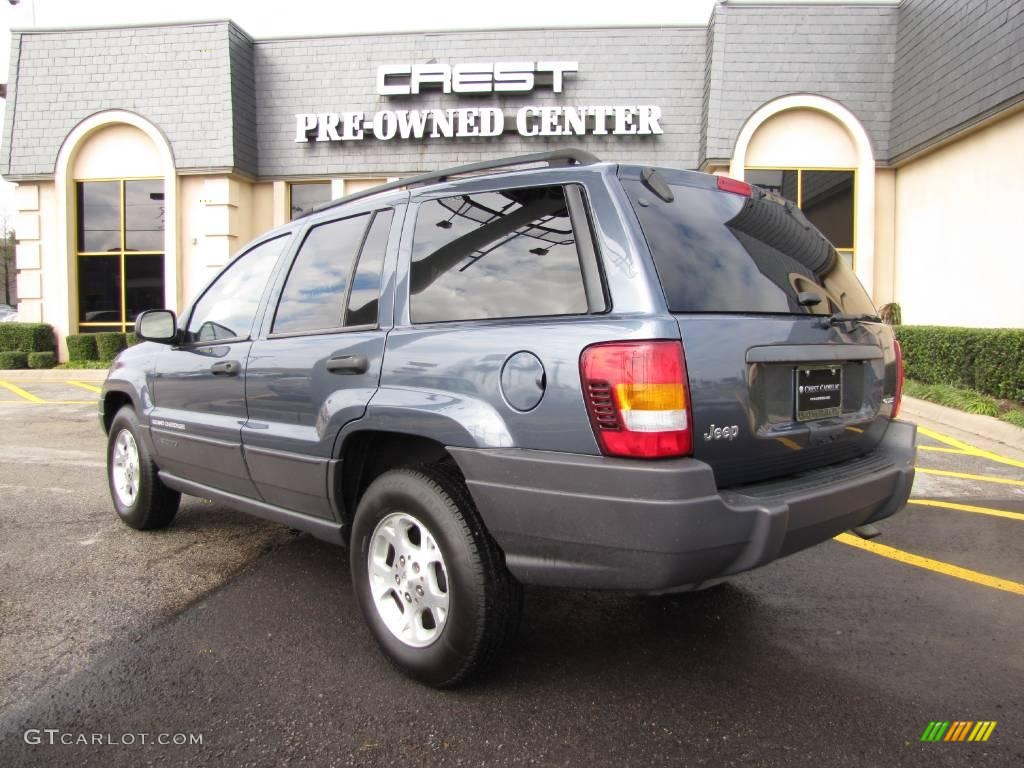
[{"x1": 100, "y1": 150, "x2": 916, "y2": 686}]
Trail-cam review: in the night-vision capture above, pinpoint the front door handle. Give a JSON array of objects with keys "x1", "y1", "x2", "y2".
[
  {"x1": 210, "y1": 360, "x2": 241, "y2": 376},
  {"x1": 326, "y1": 355, "x2": 369, "y2": 375}
]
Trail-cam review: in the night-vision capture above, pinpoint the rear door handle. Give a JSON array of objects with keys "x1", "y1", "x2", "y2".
[
  {"x1": 326, "y1": 355, "x2": 369, "y2": 375},
  {"x1": 210, "y1": 360, "x2": 241, "y2": 376}
]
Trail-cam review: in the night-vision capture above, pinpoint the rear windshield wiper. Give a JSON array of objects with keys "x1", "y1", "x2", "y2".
[{"x1": 820, "y1": 312, "x2": 881, "y2": 327}]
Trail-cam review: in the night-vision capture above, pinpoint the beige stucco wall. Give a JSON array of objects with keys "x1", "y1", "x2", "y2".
[
  {"x1": 745, "y1": 109, "x2": 858, "y2": 168},
  {"x1": 893, "y1": 109, "x2": 1024, "y2": 328},
  {"x1": 873, "y1": 168, "x2": 896, "y2": 307}
]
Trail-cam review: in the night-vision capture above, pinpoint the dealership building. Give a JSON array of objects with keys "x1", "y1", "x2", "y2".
[{"x1": 2, "y1": 0, "x2": 1022, "y2": 356}]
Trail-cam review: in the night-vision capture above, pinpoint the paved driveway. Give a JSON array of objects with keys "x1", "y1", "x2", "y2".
[{"x1": 0, "y1": 383, "x2": 1020, "y2": 766}]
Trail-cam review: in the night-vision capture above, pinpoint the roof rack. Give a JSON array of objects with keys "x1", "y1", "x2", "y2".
[{"x1": 299, "y1": 148, "x2": 601, "y2": 219}]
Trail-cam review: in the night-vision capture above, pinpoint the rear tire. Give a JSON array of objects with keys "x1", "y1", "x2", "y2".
[
  {"x1": 107, "y1": 406, "x2": 180, "y2": 530},
  {"x1": 350, "y1": 465, "x2": 521, "y2": 687}
]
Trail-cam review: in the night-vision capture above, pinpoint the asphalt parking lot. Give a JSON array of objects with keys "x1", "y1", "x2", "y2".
[{"x1": 0, "y1": 379, "x2": 1020, "y2": 767}]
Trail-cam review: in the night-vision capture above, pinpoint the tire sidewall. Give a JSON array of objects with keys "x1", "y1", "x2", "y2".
[
  {"x1": 351, "y1": 471, "x2": 486, "y2": 686},
  {"x1": 107, "y1": 407, "x2": 151, "y2": 528}
]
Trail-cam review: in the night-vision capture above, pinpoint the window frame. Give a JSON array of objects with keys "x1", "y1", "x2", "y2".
[
  {"x1": 267, "y1": 208, "x2": 394, "y2": 340},
  {"x1": 743, "y1": 166, "x2": 856, "y2": 267},
  {"x1": 75, "y1": 176, "x2": 165, "y2": 333},
  {"x1": 179, "y1": 232, "x2": 294, "y2": 348},
  {"x1": 404, "y1": 181, "x2": 607, "y2": 328},
  {"x1": 288, "y1": 180, "x2": 333, "y2": 222}
]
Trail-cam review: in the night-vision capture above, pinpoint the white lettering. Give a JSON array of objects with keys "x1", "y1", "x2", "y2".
[
  {"x1": 377, "y1": 64, "x2": 411, "y2": 95},
  {"x1": 493, "y1": 62, "x2": 534, "y2": 92},
  {"x1": 535, "y1": 61, "x2": 578, "y2": 92},
  {"x1": 341, "y1": 112, "x2": 364, "y2": 141},
  {"x1": 294, "y1": 113, "x2": 317, "y2": 143},
  {"x1": 637, "y1": 105, "x2": 663, "y2": 135},
  {"x1": 316, "y1": 113, "x2": 341, "y2": 142},
  {"x1": 456, "y1": 108, "x2": 481, "y2": 137},
  {"x1": 395, "y1": 110, "x2": 429, "y2": 139},
  {"x1": 479, "y1": 107, "x2": 503, "y2": 137},
  {"x1": 372, "y1": 111, "x2": 398, "y2": 140},
  {"x1": 411, "y1": 64, "x2": 451, "y2": 93},
  {"x1": 539, "y1": 107, "x2": 561, "y2": 136},
  {"x1": 516, "y1": 107, "x2": 540, "y2": 136},
  {"x1": 614, "y1": 106, "x2": 638, "y2": 135},
  {"x1": 563, "y1": 107, "x2": 586, "y2": 135},
  {"x1": 24, "y1": 730, "x2": 40, "y2": 745},
  {"x1": 431, "y1": 110, "x2": 455, "y2": 138},
  {"x1": 452, "y1": 63, "x2": 493, "y2": 93},
  {"x1": 589, "y1": 106, "x2": 611, "y2": 135}
]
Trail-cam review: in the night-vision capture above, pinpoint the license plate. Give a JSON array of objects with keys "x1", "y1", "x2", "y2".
[{"x1": 795, "y1": 365, "x2": 843, "y2": 421}]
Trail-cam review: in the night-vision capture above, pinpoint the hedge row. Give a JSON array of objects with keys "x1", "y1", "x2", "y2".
[
  {"x1": 0, "y1": 351, "x2": 28, "y2": 369},
  {"x1": 0, "y1": 323, "x2": 55, "y2": 354},
  {"x1": 66, "y1": 331, "x2": 139, "y2": 362},
  {"x1": 894, "y1": 325, "x2": 1024, "y2": 402}
]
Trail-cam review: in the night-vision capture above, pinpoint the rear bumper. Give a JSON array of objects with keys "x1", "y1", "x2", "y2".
[{"x1": 450, "y1": 419, "x2": 916, "y2": 591}]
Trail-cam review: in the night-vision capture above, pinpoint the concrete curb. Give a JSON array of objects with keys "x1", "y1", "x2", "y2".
[
  {"x1": 901, "y1": 396, "x2": 1024, "y2": 452},
  {"x1": 0, "y1": 368, "x2": 109, "y2": 383}
]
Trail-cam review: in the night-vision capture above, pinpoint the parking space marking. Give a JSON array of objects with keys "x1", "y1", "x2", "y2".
[
  {"x1": 917, "y1": 425, "x2": 1024, "y2": 470},
  {"x1": 68, "y1": 380, "x2": 102, "y2": 394},
  {"x1": 834, "y1": 533, "x2": 1024, "y2": 596},
  {"x1": 916, "y1": 467, "x2": 1024, "y2": 486},
  {"x1": 917, "y1": 445, "x2": 970, "y2": 455},
  {"x1": 0, "y1": 399, "x2": 95, "y2": 406},
  {"x1": 0, "y1": 380, "x2": 46, "y2": 403},
  {"x1": 910, "y1": 499, "x2": 1024, "y2": 522}
]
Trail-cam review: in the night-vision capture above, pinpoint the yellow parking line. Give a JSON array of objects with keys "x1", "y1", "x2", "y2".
[
  {"x1": 918, "y1": 445, "x2": 970, "y2": 455},
  {"x1": 917, "y1": 426, "x2": 1024, "y2": 470},
  {"x1": 68, "y1": 380, "x2": 102, "y2": 394},
  {"x1": 834, "y1": 533, "x2": 1024, "y2": 596},
  {"x1": 916, "y1": 467, "x2": 1024, "y2": 487},
  {"x1": 0, "y1": 380, "x2": 45, "y2": 403},
  {"x1": 910, "y1": 499, "x2": 1024, "y2": 522},
  {"x1": 0, "y1": 400, "x2": 95, "y2": 405}
]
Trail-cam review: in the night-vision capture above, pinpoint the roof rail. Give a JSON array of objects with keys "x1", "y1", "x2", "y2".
[{"x1": 299, "y1": 148, "x2": 601, "y2": 218}]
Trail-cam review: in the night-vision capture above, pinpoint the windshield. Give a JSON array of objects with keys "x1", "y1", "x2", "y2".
[{"x1": 620, "y1": 173, "x2": 876, "y2": 316}]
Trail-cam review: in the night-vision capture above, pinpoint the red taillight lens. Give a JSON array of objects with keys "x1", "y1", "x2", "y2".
[
  {"x1": 892, "y1": 339, "x2": 904, "y2": 419},
  {"x1": 580, "y1": 340, "x2": 692, "y2": 458},
  {"x1": 716, "y1": 175, "x2": 752, "y2": 197}
]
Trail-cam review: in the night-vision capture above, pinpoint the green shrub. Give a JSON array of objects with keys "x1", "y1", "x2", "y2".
[
  {"x1": 66, "y1": 334, "x2": 98, "y2": 361},
  {"x1": 95, "y1": 332, "x2": 127, "y2": 361},
  {"x1": 27, "y1": 351, "x2": 57, "y2": 369},
  {"x1": 125, "y1": 332, "x2": 138, "y2": 347},
  {"x1": 1002, "y1": 410, "x2": 1024, "y2": 429},
  {"x1": 0, "y1": 322, "x2": 55, "y2": 353},
  {"x1": 0, "y1": 351, "x2": 29, "y2": 369},
  {"x1": 894, "y1": 326, "x2": 1024, "y2": 402},
  {"x1": 56, "y1": 360, "x2": 111, "y2": 370}
]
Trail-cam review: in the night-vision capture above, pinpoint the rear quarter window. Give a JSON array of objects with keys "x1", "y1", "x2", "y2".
[
  {"x1": 409, "y1": 185, "x2": 588, "y2": 323},
  {"x1": 621, "y1": 177, "x2": 875, "y2": 316}
]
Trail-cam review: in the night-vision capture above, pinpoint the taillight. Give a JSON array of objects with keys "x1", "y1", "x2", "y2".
[
  {"x1": 716, "y1": 175, "x2": 752, "y2": 197},
  {"x1": 580, "y1": 340, "x2": 692, "y2": 458},
  {"x1": 892, "y1": 339, "x2": 904, "y2": 419}
]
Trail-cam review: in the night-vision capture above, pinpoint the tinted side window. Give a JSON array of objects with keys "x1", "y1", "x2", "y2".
[
  {"x1": 272, "y1": 214, "x2": 371, "y2": 334},
  {"x1": 187, "y1": 235, "x2": 290, "y2": 342},
  {"x1": 409, "y1": 186, "x2": 588, "y2": 323},
  {"x1": 345, "y1": 210, "x2": 393, "y2": 327},
  {"x1": 621, "y1": 176, "x2": 875, "y2": 316}
]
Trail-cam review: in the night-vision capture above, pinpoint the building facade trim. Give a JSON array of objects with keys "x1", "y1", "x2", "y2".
[
  {"x1": 54, "y1": 110, "x2": 180, "y2": 336},
  {"x1": 729, "y1": 93, "x2": 876, "y2": 295}
]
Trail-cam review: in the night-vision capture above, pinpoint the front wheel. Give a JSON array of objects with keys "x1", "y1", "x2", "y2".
[
  {"x1": 350, "y1": 466, "x2": 521, "y2": 687},
  {"x1": 107, "y1": 406, "x2": 180, "y2": 530}
]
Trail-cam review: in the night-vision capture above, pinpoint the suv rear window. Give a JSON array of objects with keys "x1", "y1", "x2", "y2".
[
  {"x1": 620, "y1": 172, "x2": 875, "y2": 316},
  {"x1": 409, "y1": 186, "x2": 588, "y2": 324}
]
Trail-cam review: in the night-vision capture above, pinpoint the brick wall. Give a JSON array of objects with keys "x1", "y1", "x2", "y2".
[
  {"x1": 253, "y1": 27, "x2": 706, "y2": 177},
  {"x1": 891, "y1": 0, "x2": 1024, "y2": 161},
  {"x1": 702, "y1": 3, "x2": 898, "y2": 164},
  {"x1": 2, "y1": 22, "x2": 237, "y2": 178}
]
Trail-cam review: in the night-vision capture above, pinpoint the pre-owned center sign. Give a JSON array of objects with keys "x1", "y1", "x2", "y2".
[{"x1": 294, "y1": 62, "x2": 663, "y2": 143}]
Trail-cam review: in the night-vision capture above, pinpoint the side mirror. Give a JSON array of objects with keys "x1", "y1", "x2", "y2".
[{"x1": 135, "y1": 309, "x2": 178, "y2": 344}]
